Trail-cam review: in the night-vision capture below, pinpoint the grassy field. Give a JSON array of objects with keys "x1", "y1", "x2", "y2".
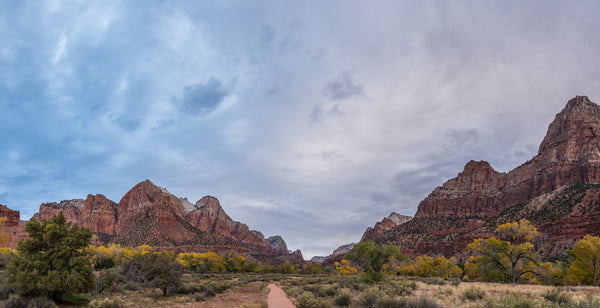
[{"x1": 2, "y1": 272, "x2": 600, "y2": 307}]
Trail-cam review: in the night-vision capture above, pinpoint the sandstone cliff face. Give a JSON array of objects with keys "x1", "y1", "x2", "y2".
[
  {"x1": 21, "y1": 179, "x2": 299, "y2": 262},
  {"x1": 185, "y1": 196, "x2": 277, "y2": 255},
  {"x1": 0, "y1": 205, "x2": 26, "y2": 248},
  {"x1": 266, "y1": 235, "x2": 289, "y2": 255},
  {"x1": 361, "y1": 212, "x2": 412, "y2": 242},
  {"x1": 81, "y1": 194, "x2": 118, "y2": 237},
  {"x1": 374, "y1": 96, "x2": 600, "y2": 258}
]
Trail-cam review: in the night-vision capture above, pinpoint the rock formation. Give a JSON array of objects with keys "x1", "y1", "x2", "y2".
[
  {"x1": 18, "y1": 179, "x2": 302, "y2": 263},
  {"x1": 266, "y1": 235, "x2": 289, "y2": 255},
  {"x1": 361, "y1": 212, "x2": 411, "y2": 242},
  {"x1": 0, "y1": 205, "x2": 27, "y2": 248},
  {"x1": 372, "y1": 96, "x2": 600, "y2": 258}
]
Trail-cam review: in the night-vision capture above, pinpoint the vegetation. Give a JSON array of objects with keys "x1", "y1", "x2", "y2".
[
  {"x1": 566, "y1": 235, "x2": 600, "y2": 286},
  {"x1": 7, "y1": 212, "x2": 94, "y2": 300}
]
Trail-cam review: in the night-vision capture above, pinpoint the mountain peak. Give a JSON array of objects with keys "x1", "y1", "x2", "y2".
[{"x1": 539, "y1": 95, "x2": 600, "y2": 155}]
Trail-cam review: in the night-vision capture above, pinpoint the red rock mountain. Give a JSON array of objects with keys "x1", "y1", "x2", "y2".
[
  {"x1": 20, "y1": 180, "x2": 300, "y2": 263},
  {"x1": 361, "y1": 212, "x2": 412, "y2": 242},
  {"x1": 372, "y1": 96, "x2": 600, "y2": 258}
]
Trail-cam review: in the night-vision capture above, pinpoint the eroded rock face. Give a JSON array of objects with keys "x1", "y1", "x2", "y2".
[
  {"x1": 267, "y1": 235, "x2": 289, "y2": 255},
  {"x1": 20, "y1": 180, "x2": 301, "y2": 262},
  {"x1": 374, "y1": 96, "x2": 600, "y2": 258},
  {"x1": 186, "y1": 196, "x2": 277, "y2": 255},
  {"x1": 361, "y1": 212, "x2": 412, "y2": 241},
  {"x1": 33, "y1": 199, "x2": 85, "y2": 224},
  {"x1": 81, "y1": 194, "x2": 118, "y2": 237},
  {"x1": 0, "y1": 205, "x2": 26, "y2": 248}
]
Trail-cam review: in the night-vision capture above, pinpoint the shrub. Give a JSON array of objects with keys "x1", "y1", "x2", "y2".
[
  {"x1": 88, "y1": 298, "x2": 124, "y2": 308},
  {"x1": 405, "y1": 295, "x2": 439, "y2": 308},
  {"x1": 360, "y1": 271, "x2": 385, "y2": 283},
  {"x1": 296, "y1": 291, "x2": 331, "y2": 308},
  {"x1": 541, "y1": 288, "x2": 571, "y2": 305},
  {"x1": 462, "y1": 287, "x2": 485, "y2": 301},
  {"x1": 4, "y1": 294, "x2": 27, "y2": 308},
  {"x1": 95, "y1": 269, "x2": 123, "y2": 294},
  {"x1": 0, "y1": 281, "x2": 13, "y2": 300},
  {"x1": 334, "y1": 293, "x2": 352, "y2": 307},
  {"x1": 122, "y1": 281, "x2": 141, "y2": 291},
  {"x1": 359, "y1": 287, "x2": 380, "y2": 307},
  {"x1": 374, "y1": 295, "x2": 405, "y2": 308},
  {"x1": 26, "y1": 297, "x2": 58, "y2": 308}
]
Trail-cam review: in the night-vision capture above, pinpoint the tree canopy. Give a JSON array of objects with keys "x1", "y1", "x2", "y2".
[{"x1": 7, "y1": 212, "x2": 94, "y2": 299}]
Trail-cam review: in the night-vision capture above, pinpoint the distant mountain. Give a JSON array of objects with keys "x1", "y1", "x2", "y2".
[
  {"x1": 14, "y1": 180, "x2": 304, "y2": 264},
  {"x1": 370, "y1": 96, "x2": 600, "y2": 259},
  {"x1": 361, "y1": 212, "x2": 412, "y2": 242}
]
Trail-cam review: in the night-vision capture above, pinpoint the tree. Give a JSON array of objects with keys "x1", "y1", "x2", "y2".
[
  {"x1": 8, "y1": 212, "x2": 94, "y2": 300},
  {"x1": 466, "y1": 219, "x2": 541, "y2": 283},
  {"x1": 346, "y1": 241, "x2": 406, "y2": 273},
  {"x1": 566, "y1": 235, "x2": 600, "y2": 286},
  {"x1": 122, "y1": 251, "x2": 183, "y2": 296}
]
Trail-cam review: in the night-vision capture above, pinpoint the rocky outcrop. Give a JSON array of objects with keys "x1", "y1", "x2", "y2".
[
  {"x1": 23, "y1": 179, "x2": 302, "y2": 263},
  {"x1": 32, "y1": 199, "x2": 85, "y2": 224},
  {"x1": 310, "y1": 243, "x2": 355, "y2": 265},
  {"x1": 373, "y1": 96, "x2": 600, "y2": 258},
  {"x1": 361, "y1": 212, "x2": 411, "y2": 241},
  {"x1": 266, "y1": 235, "x2": 289, "y2": 255},
  {"x1": 81, "y1": 194, "x2": 118, "y2": 240},
  {"x1": 0, "y1": 205, "x2": 26, "y2": 248},
  {"x1": 185, "y1": 196, "x2": 277, "y2": 255}
]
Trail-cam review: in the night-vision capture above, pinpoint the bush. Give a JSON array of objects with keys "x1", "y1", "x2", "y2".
[
  {"x1": 405, "y1": 295, "x2": 439, "y2": 308},
  {"x1": 462, "y1": 287, "x2": 485, "y2": 301},
  {"x1": 95, "y1": 269, "x2": 123, "y2": 294},
  {"x1": 0, "y1": 281, "x2": 13, "y2": 300},
  {"x1": 4, "y1": 294, "x2": 27, "y2": 308},
  {"x1": 374, "y1": 295, "x2": 405, "y2": 308},
  {"x1": 359, "y1": 287, "x2": 380, "y2": 307},
  {"x1": 122, "y1": 281, "x2": 141, "y2": 291},
  {"x1": 334, "y1": 293, "x2": 352, "y2": 307},
  {"x1": 361, "y1": 272, "x2": 385, "y2": 283},
  {"x1": 541, "y1": 288, "x2": 571, "y2": 305},
  {"x1": 296, "y1": 291, "x2": 331, "y2": 308},
  {"x1": 88, "y1": 298, "x2": 124, "y2": 308},
  {"x1": 26, "y1": 297, "x2": 57, "y2": 308}
]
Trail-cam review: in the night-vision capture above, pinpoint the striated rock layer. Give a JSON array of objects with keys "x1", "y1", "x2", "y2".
[
  {"x1": 373, "y1": 96, "x2": 600, "y2": 258},
  {"x1": 361, "y1": 212, "x2": 412, "y2": 242},
  {"x1": 15, "y1": 180, "x2": 301, "y2": 264}
]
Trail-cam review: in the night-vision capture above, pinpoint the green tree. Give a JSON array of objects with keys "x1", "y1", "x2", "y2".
[
  {"x1": 122, "y1": 251, "x2": 183, "y2": 296},
  {"x1": 566, "y1": 235, "x2": 600, "y2": 286},
  {"x1": 466, "y1": 219, "x2": 541, "y2": 283},
  {"x1": 345, "y1": 241, "x2": 406, "y2": 281},
  {"x1": 8, "y1": 212, "x2": 94, "y2": 300}
]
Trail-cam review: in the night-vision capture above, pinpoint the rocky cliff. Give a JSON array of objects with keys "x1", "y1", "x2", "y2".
[
  {"x1": 361, "y1": 212, "x2": 412, "y2": 242},
  {"x1": 372, "y1": 96, "x2": 600, "y2": 258},
  {"x1": 0, "y1": 205, "x2": 27, "y2": 248},
  {"x1": 24, "y1": 180, "x2": 301, "y2": 263}
]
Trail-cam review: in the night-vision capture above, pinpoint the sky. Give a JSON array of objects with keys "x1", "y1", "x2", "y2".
[{"x1": 1, "y1": 1, "x2": 600, "y2": 259}]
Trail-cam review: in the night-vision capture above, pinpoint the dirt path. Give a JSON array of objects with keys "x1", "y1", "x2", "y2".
[{"x1": 267, "y1": 283, "x2": 295, "y2": 308}]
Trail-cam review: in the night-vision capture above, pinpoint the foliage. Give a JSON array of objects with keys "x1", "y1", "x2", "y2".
[
  {"x1": 462, "y1": 287, "x2": 485, "y2": 301},
  {"x1": 176, "y1": 251, "x2": 259, "y2": 273},
  {"x1": 295, "y1": 291, "x2": 331, "y2": 308},
  {"x1": 0, "y1": 247, "x2": 17, "y2": 269},
  {"x1": 334, "y1": 292, "x2": 352, "y2": 307},
  {"x1": 95, "y1": 269, "x2": 124, "y2": 294},
  {"x1": 466, "y1": 219, "x2": 542, "y2": 283},
  {"x1": 88, "y1": 297, "x2": 124, "y2": 308},
  {"x1": 335, "y1": 260, "x2": 359, "y2": 276},
  {"x1": 88, "y1": 244, "x2": 152, "y2": 269},
  {"x1": 346, "y1": 241, "x2": 406, "y2": 274},
  {"x1": 122, "y1": 251, "x2": 183, "y2": 296},
  {"x1": 566, "y1": 235, "x2": 600, "y2": 286},
  {"x1": 0, "y1": 217, "x2": 9, "y2": 245},
  {"x1": 7, "y1": 212, "x2": 94, "y2": 300},
  {"x1": 26, "y1": 296, "x2": 59, "y2": 308},
  {"x1": 540, "y1": 288, "x2": 572, "y2": 305},
  {"x1": 393, "y1": 255, "x2": 462, "y2": 278}
]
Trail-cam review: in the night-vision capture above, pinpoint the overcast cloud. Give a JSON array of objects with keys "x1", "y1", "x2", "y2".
[{"x1": 1, "y1": 1, "x2": 600, "y2": 258}]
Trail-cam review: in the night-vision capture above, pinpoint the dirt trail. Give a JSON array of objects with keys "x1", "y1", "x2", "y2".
[{"x1": 267, "y1": 283, "x2": 296, "y2": 308}]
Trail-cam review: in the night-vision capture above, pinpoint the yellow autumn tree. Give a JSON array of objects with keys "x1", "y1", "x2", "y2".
[
  {"x1": 566, "y1": 235, "x2": 600, "y2": 286},
  {"x1": 335, "y1": 259, "x2": 359, "y2": 275},
  {"x1": 466, "y1": 219, "x2": 542, "y2": 283}
]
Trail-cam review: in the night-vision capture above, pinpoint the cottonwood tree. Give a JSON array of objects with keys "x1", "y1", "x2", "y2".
[
  {"x1": 466, "y1": 219, "x2": 542, "y2": 283},
  {"x1": 567, "y1": 235, "x2": 600, "y2": 286},
  {"x1": 8, "y1": 212, "x2": 94, "y2": 300}
]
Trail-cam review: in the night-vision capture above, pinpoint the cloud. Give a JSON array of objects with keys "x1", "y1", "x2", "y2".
[
  {"x1": 322, "y1": 72, "x2": 363, "y2": 101},
  {"x1": 180, "y1": 77, "x2": 230, "y2": 116},
  {"x1": 259, "y1": 25, "x2": 275, "y2": 49}
]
